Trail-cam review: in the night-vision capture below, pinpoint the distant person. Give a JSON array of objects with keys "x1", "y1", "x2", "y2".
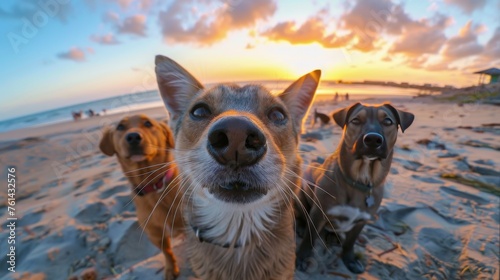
[
  {"x1": 345, "y1": 92, "x2": 349, "y2": 101},
  {"x1": 72, "y1": 111, "x2": 82, "y2": 121},
  {"x1": 87, "y1": 109, "x2": 95, "y2": 117},
  {"x1": 102, "y1": 108, "x2": 107, "y2": 115},
  {"x1": 334, "y1": 92, "x2": 339, "y2": 103}
]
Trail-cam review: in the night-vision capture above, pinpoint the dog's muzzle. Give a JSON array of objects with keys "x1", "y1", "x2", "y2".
[
  {"x1": 207, "y1": 117, "x2": 267, "y2": 168},
  {"x1": 363, "y1": 132, "x2": 383, "y2": 149},
  {"x1": 355, "y1": 132, "x2": 387, "y2": 159},
  {"x1": 205, "y1": 116, "x2": 268, "y2": 203}
]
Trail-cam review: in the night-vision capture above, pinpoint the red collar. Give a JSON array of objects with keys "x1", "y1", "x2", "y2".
[{"x1": 136, "y1": 168, "x2": 175, "y2": 196}]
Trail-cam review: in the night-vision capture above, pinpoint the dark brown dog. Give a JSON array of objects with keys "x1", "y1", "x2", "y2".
[
  {"x1": 312, "y1": 108, "x2": 331, "y2": 127},
  {"x1": 99, "y1": 114, "x2": 184, "y2": 280},
  {"x1": 296, "y1": 102, "x2": 414, "y2": 274}
]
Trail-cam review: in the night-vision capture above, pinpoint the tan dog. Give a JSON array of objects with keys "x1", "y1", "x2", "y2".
[
  {"x1": 155, "y1": 55, "x2": 320, "y2": 280},
  {"x1": 99, "y1": 114, "x2": 184, "y2": 280},
  {"x1": 296, "y1": 103, "x2": 414, "y2": 274}
]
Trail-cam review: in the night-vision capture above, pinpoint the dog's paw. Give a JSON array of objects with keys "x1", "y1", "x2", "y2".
[
  {"x1": 295, "y1": 226, "x2": 306, "y2": 238},
  {"x1": 164, "y1": 266, "x2": 180, "y2": 280},
  {"x1": 341, "y1": 254, "x2": 365, "y2": 274},
  {"x1": 324, "y1": 232, "x2": 342, "y2": 247},
  {"x1": 295, "y1": 252, "x2": 317, "y2": 272}
]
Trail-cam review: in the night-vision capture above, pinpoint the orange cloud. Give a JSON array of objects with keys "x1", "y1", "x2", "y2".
[
  {"x1": 57, "y1": 47, "x2": 86, "y2": 62},
  {"x1": 444, "y1": 0, "x2": 486, "y2": 14},
  {"x1": 158, "y1": 0, "x2": 276, "y2": 45},
  {"x1": 117, "y1": 14, "x2": 147, "y2": 36},
  {"x1": 261, "y1": 17, "x2": 326, "y2": 45},
  {"x1": 442, "y1": 21, "x2": 483, "y2": 60},
  {"x1": 91, "y1": 33, "x2": 120, "y2": 45}
]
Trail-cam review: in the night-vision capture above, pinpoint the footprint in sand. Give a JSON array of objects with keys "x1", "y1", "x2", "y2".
[
  {"x1": 87, "y1": 179, "x2": 104, "y2": 191},
  {"x1": 18, "y1": 209, "x2": 45, "y2": 227},
  {"x1": 418, "y1": 227, "x2": 462, "y2": 263},
  {"x1": 107, "y1": 219, "x2": 159, "y2": 267},
  {"x1": 440, "y1": 186, "x2": 490, "y2": 205},
  {"x1": 74, "y1": 201, "x2": 111, "y2": 224},
  {"x1": 393, "y1": 158, "x2": 433, "y2": 172},
  {"x1": 299, "y1": 143, "x2": 317, "y2": 152},
  {"x1": 110, "y1": 194, "x2": 136, "y2": 214},
  {"x1": 411, "y1": 175, "x2": 444, "y2": 184},
  {"x1": 99, "y1": 184, "x2": 129, "y2": 199}
]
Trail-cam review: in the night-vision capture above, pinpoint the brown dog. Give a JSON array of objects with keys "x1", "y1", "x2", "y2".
[
  {"x1": 296, "y1": 103, "x2": 414, "y2": 274},
  {"x1": 155, "y1": 55, "x2": 320, "y2": 280},
  {"x1": 99, "y1": 114, "x2": 184, "y2": 280},
  {"x1": 311, "y1": 108, "x2": 331, "y2": 127}
]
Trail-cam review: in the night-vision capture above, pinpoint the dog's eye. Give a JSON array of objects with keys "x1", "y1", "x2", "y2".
[
  {"x1": 190, "y1": 104, "x2": 211, "y2": 119},
  {"x1": 144, "y1": 120, "x2": 153, "y2": 128},
  {"x1": 350, "y1": 118, "x2": 361, "y2": 125},
  {"x1": 116, "y1": 124, "x2": 125, "y2": 131},
  {"x1": 268, "y1": 107, "x2": 287, "y2": 124},
  {"x1": 382, "y1": 118, "x2": 393, "y2": 126}
]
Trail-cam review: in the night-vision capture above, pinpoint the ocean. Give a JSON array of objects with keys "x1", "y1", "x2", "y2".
[{"x1": 0, "y1": 82, "x2": 420, "y2": 133}]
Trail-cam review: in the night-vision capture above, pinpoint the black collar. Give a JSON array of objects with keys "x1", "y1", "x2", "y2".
[
  {"x1": 191, "y1": 225, "x2": 243, "y2": 248},
  {"x1": 337, "y1": 166, "x2": 373, "y2": 193}
]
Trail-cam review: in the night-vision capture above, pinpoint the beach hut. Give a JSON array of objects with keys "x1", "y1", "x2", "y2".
[{"x1": 474, "y1": 67, "x2": 500, "y2": 85}]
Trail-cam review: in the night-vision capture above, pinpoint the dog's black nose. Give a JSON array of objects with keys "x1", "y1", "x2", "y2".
[
  {"x1": 125, "y1": 132, "x2": 142, "y2": 146},
  {"x1": 363, "y1": 133, "x2": 383, "y2": 148},
  {"x1": 207, "y1": 117, "x2": 267, "y2": 167}
]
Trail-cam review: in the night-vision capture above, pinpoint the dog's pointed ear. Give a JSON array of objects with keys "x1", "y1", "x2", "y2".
[
  {"x1": 159, "y1": 121, "x2": 175, "y2": 149},
  {"x1": 278, "y1": 70, "x2": 321, "y2": 129},
  {"x1": 99, "y1": 127, "x2": 115, "y2": 156},
  {"x1": 383, "y1": 103, "x2": 414, "y2": 133},
  {"x1": 332, "y1": 102, "x2": 361, "y2": 128},
  {"x1": 155, "y1": 55, "x2": 204, "y2": 129}
]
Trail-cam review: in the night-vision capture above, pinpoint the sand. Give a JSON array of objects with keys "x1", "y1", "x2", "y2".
[{"x1": 0, "y1": 96, "x2": 498, "y2": 280}]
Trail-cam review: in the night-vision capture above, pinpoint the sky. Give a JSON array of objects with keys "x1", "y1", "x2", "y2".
[{"x1": 0, "y1": 0, "x2": 499, "y2": 121}]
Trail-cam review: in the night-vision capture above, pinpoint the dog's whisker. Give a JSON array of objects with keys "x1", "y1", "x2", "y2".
[
  {"x1": 280, "y1": 175, "x2": 335, "y2": 254},
  {"x1": 284, "y1": 168, "x2": 336, "y2": 202},
  {"x1": 122, "y1": 161, "x2": 173, "y2": 174},
  {"x1": 142, "y1": 169, "x2": 185, "y2": 237},
  {"x1": 283, "y1": 168, "x2": 341, "y2": 243},
  {"x1": 161, "y1": 173, "x2": 192, "y2": 251}
]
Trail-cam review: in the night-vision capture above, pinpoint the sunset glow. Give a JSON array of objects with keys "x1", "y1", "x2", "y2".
[{"x1": 0, "y1": 0, "x2": 498, "y2": 120}]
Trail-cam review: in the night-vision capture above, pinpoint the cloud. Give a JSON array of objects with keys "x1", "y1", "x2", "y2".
[
  {"x1": 261, "y1": 15, "x2": 355, "y2": 48},
  {"x1": 91, "y1": 33, "x2": 120, "y2": 45},
  {"x1": 260, "y1": 0, "x2": 450, "y2": 53},
  {"x1": 138, "y1": 0, "x2": 154, "y2": 11},
  {"x1": 107, "y1": 0, "x2": 133, "y2": 10},
  {"x1": 483, "y1": 26, "x2": 500, "y2": 60},
  {"x1": 322, "y1": 33, "x2": 355, "y2": 48},
  {"x1": 158, "y1": 0, "x2": 276, "y2": 45},
  {"x1": 261, "y1": 17, "x2": 326, "y2": 45},
  {"x1": 441, "y1": 21, "x2": 483, "y2": 60},
  {"x1": 57, "y1": 47, "x2": 86, "y2": 62},
  {"x1": 117, "y1": 14, "x2": 147, "y2": 36},
  {"x1": 261, "y1": 0, "x2": 447, "y2": 53},
  {"x1": 103, "y1": 11, "x2": 119, "y2": 23},
  {"x1": 444, "y1": 0, "x2": 486, "y2": 14},
  {"x1": 389, "y1": 14, "x2": 451, "y2": 57}
]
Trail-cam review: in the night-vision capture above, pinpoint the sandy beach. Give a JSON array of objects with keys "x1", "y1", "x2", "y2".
[{"x1": 0, "y1": 96, "x2": 498, "y2": 280}]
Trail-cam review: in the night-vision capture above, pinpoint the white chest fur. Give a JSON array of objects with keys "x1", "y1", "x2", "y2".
[
  {"x1": 191, "y1": 188, "x2": 279, "y2": 246},
  {"x1": 325, "y1": 205, "x2": 371, "y2": 237}
]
